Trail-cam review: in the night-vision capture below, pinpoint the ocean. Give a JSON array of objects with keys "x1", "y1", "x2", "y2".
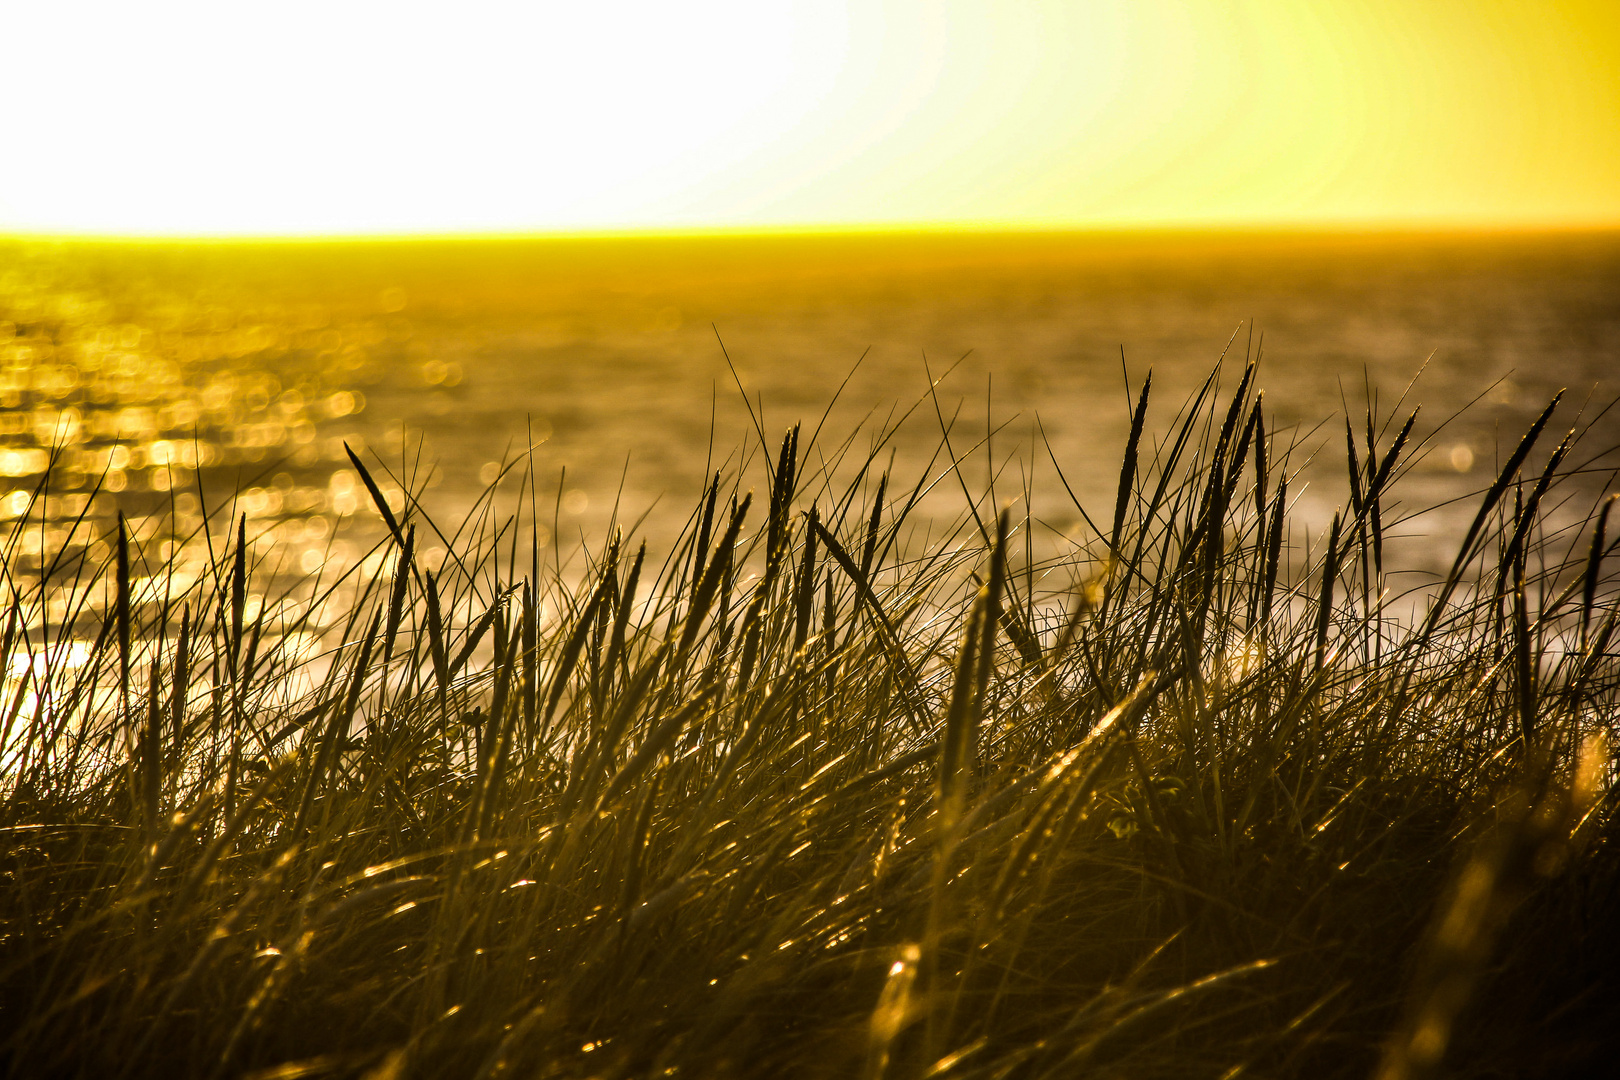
[{"x1": 3, "y1": 229, "x2": 1617, "y2": 597}]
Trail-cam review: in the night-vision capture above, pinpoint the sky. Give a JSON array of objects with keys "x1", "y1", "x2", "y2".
[{"x1": 2, "y1": 0, "x2": 1617, "y2": 236}]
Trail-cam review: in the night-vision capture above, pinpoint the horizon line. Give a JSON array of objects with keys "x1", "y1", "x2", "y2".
[{"x1": 5, "y1": 216, "x2": 1620, "y2": 245}]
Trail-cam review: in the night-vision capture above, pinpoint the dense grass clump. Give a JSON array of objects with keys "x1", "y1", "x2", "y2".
[{"x1": 1, "y1": 362, "x2": 1616, "y2": 1080}]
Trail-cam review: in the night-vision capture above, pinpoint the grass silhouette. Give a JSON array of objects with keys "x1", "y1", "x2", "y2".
[{"x1": 1, "y1": 359, "x2": 1615, "y2": 1079}]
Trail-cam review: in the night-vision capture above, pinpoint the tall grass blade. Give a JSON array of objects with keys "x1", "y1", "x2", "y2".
[
  {"x1": 1511, "y1": 543, "x2": 1535, "y2": 744},
  {"x1": 939, "y1": 512, "x2": 1007, "y2": 830},
  {"x1": 381, "y1": 524, "x2": 415, "y2": 671},
  {"x1": 170, "y1": 603, "x2": 190, "y2": 755},
  {"x1": 424, "y1": 571, "x2": 449, "y2": 700},
  {"x1": 605, "y1": 542, "x2": 647, "y2": 686},
  {"x1": 345, "y1": 441, "x2": 407, "y2": 550},
  {"x1": 1315, "y1": 511, "x2": 1342, "y2": 672},
  {"x1": 1423, "y1": 392, "x2": 1563, "y2": 636},
  {"x1": 809, "y1": 515, "x2": 926, "y2": 732},
  {"x1": 541, "y1": 569, "x2": 617, "y2": 729},
  {"x1": 1580, "y1": 495, "x2": 1616, "y2": 655},
  {"x1": 677, "y1": 494, "x2": 751, "y2": 664},
  {"x1": 793, "y1": 503, "x2": 819, "y2": 655},
  {"x1": 141, "y1": 625, "x2": 162, "y2": 835},
  {"x1": 115, "y1": 512, "x2": 131, "y2": 730},
  {"x1": 1111, "y1": 371, "x2": 1151, "y2": 558},
  {"x1": 230, "y1": 514, "x2": 247, "y2": 671}
]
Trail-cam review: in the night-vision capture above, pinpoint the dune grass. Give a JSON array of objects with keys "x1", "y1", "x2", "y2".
[{"x1": 1, "y1": 360, "x2": 1616, "y2": 1080}]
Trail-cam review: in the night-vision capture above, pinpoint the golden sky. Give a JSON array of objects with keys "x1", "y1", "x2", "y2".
[{"x1": 3, "y1": 0, "x2": 1617, "y2": 236}]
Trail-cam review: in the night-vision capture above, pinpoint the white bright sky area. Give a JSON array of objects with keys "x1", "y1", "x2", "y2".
[{"x1": 2, "y1": 0, "x2": 1617, "y2": 236}]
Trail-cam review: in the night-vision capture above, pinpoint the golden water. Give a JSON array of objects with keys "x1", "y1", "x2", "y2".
[{"x1": 3, "y1": 230, "x2": 1617, "y2": 612}]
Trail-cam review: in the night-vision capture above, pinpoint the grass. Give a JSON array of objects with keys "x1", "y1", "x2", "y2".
[{"x1": 1, "y1": 359, "x2": 1616, "y2": 1080}]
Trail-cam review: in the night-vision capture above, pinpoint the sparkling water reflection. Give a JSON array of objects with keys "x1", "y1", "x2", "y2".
[{"x1": 2, "y1": 230, "x2": 1617, "y2": 617}]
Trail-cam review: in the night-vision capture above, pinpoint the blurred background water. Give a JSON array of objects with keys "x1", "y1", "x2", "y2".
[{"x1": 2, "y1": 229, "x2": 1617, "y2": 614}]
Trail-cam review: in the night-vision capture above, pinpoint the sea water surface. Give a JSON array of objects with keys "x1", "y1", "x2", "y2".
[{"x1": 3, "y1": 229, "x2": 1618, "y2": 613}]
